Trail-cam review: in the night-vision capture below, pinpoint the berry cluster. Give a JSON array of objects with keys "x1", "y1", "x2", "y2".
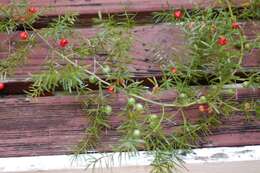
[
  {"x1": 17, "y1": 7, "x2": 69, "y2": 49},
  {"x1": 217, "y1": 22, "x2": 240, "y2": 46},
  {"x1": 18, "y1": 7, "x2": 38, "y2": 41},
  {"x1": 1, "y1": 2, "x2": 259, "y2": 173}
]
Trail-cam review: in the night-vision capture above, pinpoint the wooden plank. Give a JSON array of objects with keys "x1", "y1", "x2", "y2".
[
  {"x1": 0, "y1": 88, "x2": 259, "y2": 157},
  {"x1": 0, "y1": 0, "x2": 259, "y2": 160},
  {"x1": 0, "y1": 0, "x2": 255, "y2": 27},
  {"x1": 0, "y1": 0, "x2": 252, "y2": 17},
  {"x1": 0, "y1": 23, "x2": 259, "y2": 94},
  {"x1": 1, "y1": 146, "x2": 260, "y2": 173},
  {"x1": 0, "y1": 24, "x2": 185, "y2": 82}
]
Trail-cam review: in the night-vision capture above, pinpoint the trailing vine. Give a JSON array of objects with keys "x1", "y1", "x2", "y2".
[{"x1": 0, "y1": 0, "x2": 260, "y2": 173}]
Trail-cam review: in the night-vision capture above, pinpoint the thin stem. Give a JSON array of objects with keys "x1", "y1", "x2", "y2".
[
  {"x1": 225, "y1": 0, "x2": 235, "y2": 19},
  {"x1": 219, "y1": 100, "x2": 241, "y2": 111},
  {"x1": 28, "y1": 24, "x2": 110, "y2": 86},
  {"x1": 129, "y1": 93, "x2": 197, "y2": 108},
  {"x1": 28, "y1": 24, "x2": 198, "y2": 109}
]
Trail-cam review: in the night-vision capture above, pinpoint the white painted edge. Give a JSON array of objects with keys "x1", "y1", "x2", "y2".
[{"x1": 0, "y1": 145, "x2": 260, "y2": 172}]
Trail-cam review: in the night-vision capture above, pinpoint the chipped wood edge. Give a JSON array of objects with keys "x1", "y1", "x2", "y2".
[{"x1": 1, "y1": 145, "x2": 260, "y2": 173}]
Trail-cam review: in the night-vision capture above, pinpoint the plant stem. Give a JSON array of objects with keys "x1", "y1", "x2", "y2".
[
  {"x1": 225, "y1": 0, "x2": 235, "y2": 19},
  {"x1": 28, "y1": 24, "x2": 199, "y2": 109},
  {"x1": 129, "y1": 93, "x2": 197, "y2": 108},
  {"x1": 28, "y1": 24, "x2": 110, "y2": 86}
]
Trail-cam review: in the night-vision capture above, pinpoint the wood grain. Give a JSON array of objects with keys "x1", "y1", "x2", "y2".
[
  {"x1": 0, "y1": 23, "x2": 259, "y2": 94},
  {"x1": 0, "y1": 0, "x2": 259, "y2": 159},
  {"x1": 0, "y1": 0, "x2": 255, "y2": 27},
  {"x1": 0, "y1": 88, "x2": 259, "y2": 157},
  {"x1": 0, "y1": 0, "x2": 252, "y2": 17}
]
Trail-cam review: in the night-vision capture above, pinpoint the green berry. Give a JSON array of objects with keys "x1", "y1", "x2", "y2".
[
  {"x1": 149, "y1": 114, "x2": 158, "y2": 120},
  {"x1": 133, "y1": 129, "x2": 141, "y2": 137},
  {"x1": 135, "y1": 103, "x2": 144, "y2": 112},
  {"x1": 198, "y1": 96, "x2": 207, "y2": 104},
  {"x1": 149, "y1": 114, "x2": 158, "y2": 121},
  {"x1": 104, "y1": 105, "x2": 112, "y2": 115},
  {"x1": 224, "y1": 89, "x2": 236, "y2": 94},
  {"x1": 179, "y1": 93, "x2": 187, "y2": 98},
  {"x1": 127, "y1": 98, "x2": 136, "y2": 106},
  {"x1": 89, "y1": 75, "x2": 97, "y2": 84},
  {"x1": 211, "y1": 85, "x2": 218, "y2": 90},
  {"x1": 245, "y1": 43, "x2": 251, "y2": 50},
  {"x1": 102, "y1": 65, "x2": 111, "y2": 74},
  {"x1": 244, "y1": 102, "x2": 251, "y2": 111},
  {"x1": 243, "y1": 81, "x2": 250, "y2": 87}
]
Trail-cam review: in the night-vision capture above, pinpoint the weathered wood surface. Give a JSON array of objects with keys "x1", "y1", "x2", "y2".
[
  {"x1": 0, "y1": 24, "x2": 185, "y2": 81},
  {"x1": 0, "y1": 22, "x2": 259, "y2": 94},
  {"x1": 0, "y1": 0, "x2": 259, "y2": 158},
  {"x1": 0, "y1": 0, "x2": 252, "y2": 16},
  {"x1": 0, "y1": 88, "x2": 259, "y2": 157},
  {"x1": 0, "y1": 0, "x2": 256, "y2": 27}
]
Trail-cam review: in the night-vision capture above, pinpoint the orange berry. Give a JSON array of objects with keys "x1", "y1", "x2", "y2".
[
  {"x1": 119, "y1": 79, "x2": 125, "y2": 85},
  {"x1": 199, "y1": 105, "x2": 206, "y2": 112},
  {"x1": 19, "y1": 16, "x2": 26, "y2": 22},
  {"x1": 232, "y1": 22, "x2": 240, "y2": 29},
  {"x1": 207, "y1": 107, "x2": 213, "y2": 114},
  {"x1": 171, "y1": 67, "x2": 177, "y2": 74},
  {"x1": 107, "y1": 86, "x2": 115, "y2": 94}
]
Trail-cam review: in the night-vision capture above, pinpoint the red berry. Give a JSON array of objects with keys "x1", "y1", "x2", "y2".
[
  {"x1": 232, "y1": 22, "x2": 240, "y2": 29},
  {"x1": 107, "y1": 86, "x2": 115, "y2": 94},
  {"x1": 19, "y1": 31, "x2": 29, "y2": 40},
  {"x1": 174, "y1": 10, "x2": 182, "y2": 19},
  {"x1": 199, "y1": 105, "x2": 206, "y2": 113},
  {"x1": 28, "y1": 7, "x2": 38, "y2": 14},
  {"x1": 171, "y1": 67, "x2": 177, "y2": 74},
  {"x1": 218, "y1": 36, "x2": 228, "y2": 46},
  {"x1": 0, "y1": 82, "x2": 5, "y2": 91},
  {"x1": 59, "y1": 38, "x2": 69, "y2": 48}
]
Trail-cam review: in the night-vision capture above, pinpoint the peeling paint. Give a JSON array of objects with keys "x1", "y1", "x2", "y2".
[
  {"x1": 0, "y1": 145, "x2": 260, "y2": 172},
  {"x1": 194, "y1": 156, "x2": 209, "y2": 161},
  {"x1": 236, "y1": 150, "x2": 253, "y2": 154},
  {"x1": 211, "y1": 153, "x2": 229, "y2": 159}
]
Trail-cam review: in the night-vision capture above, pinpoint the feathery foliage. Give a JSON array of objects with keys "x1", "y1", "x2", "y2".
[{"x1": 0, "y1": 0, "x2": 260, "y2": 173}]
